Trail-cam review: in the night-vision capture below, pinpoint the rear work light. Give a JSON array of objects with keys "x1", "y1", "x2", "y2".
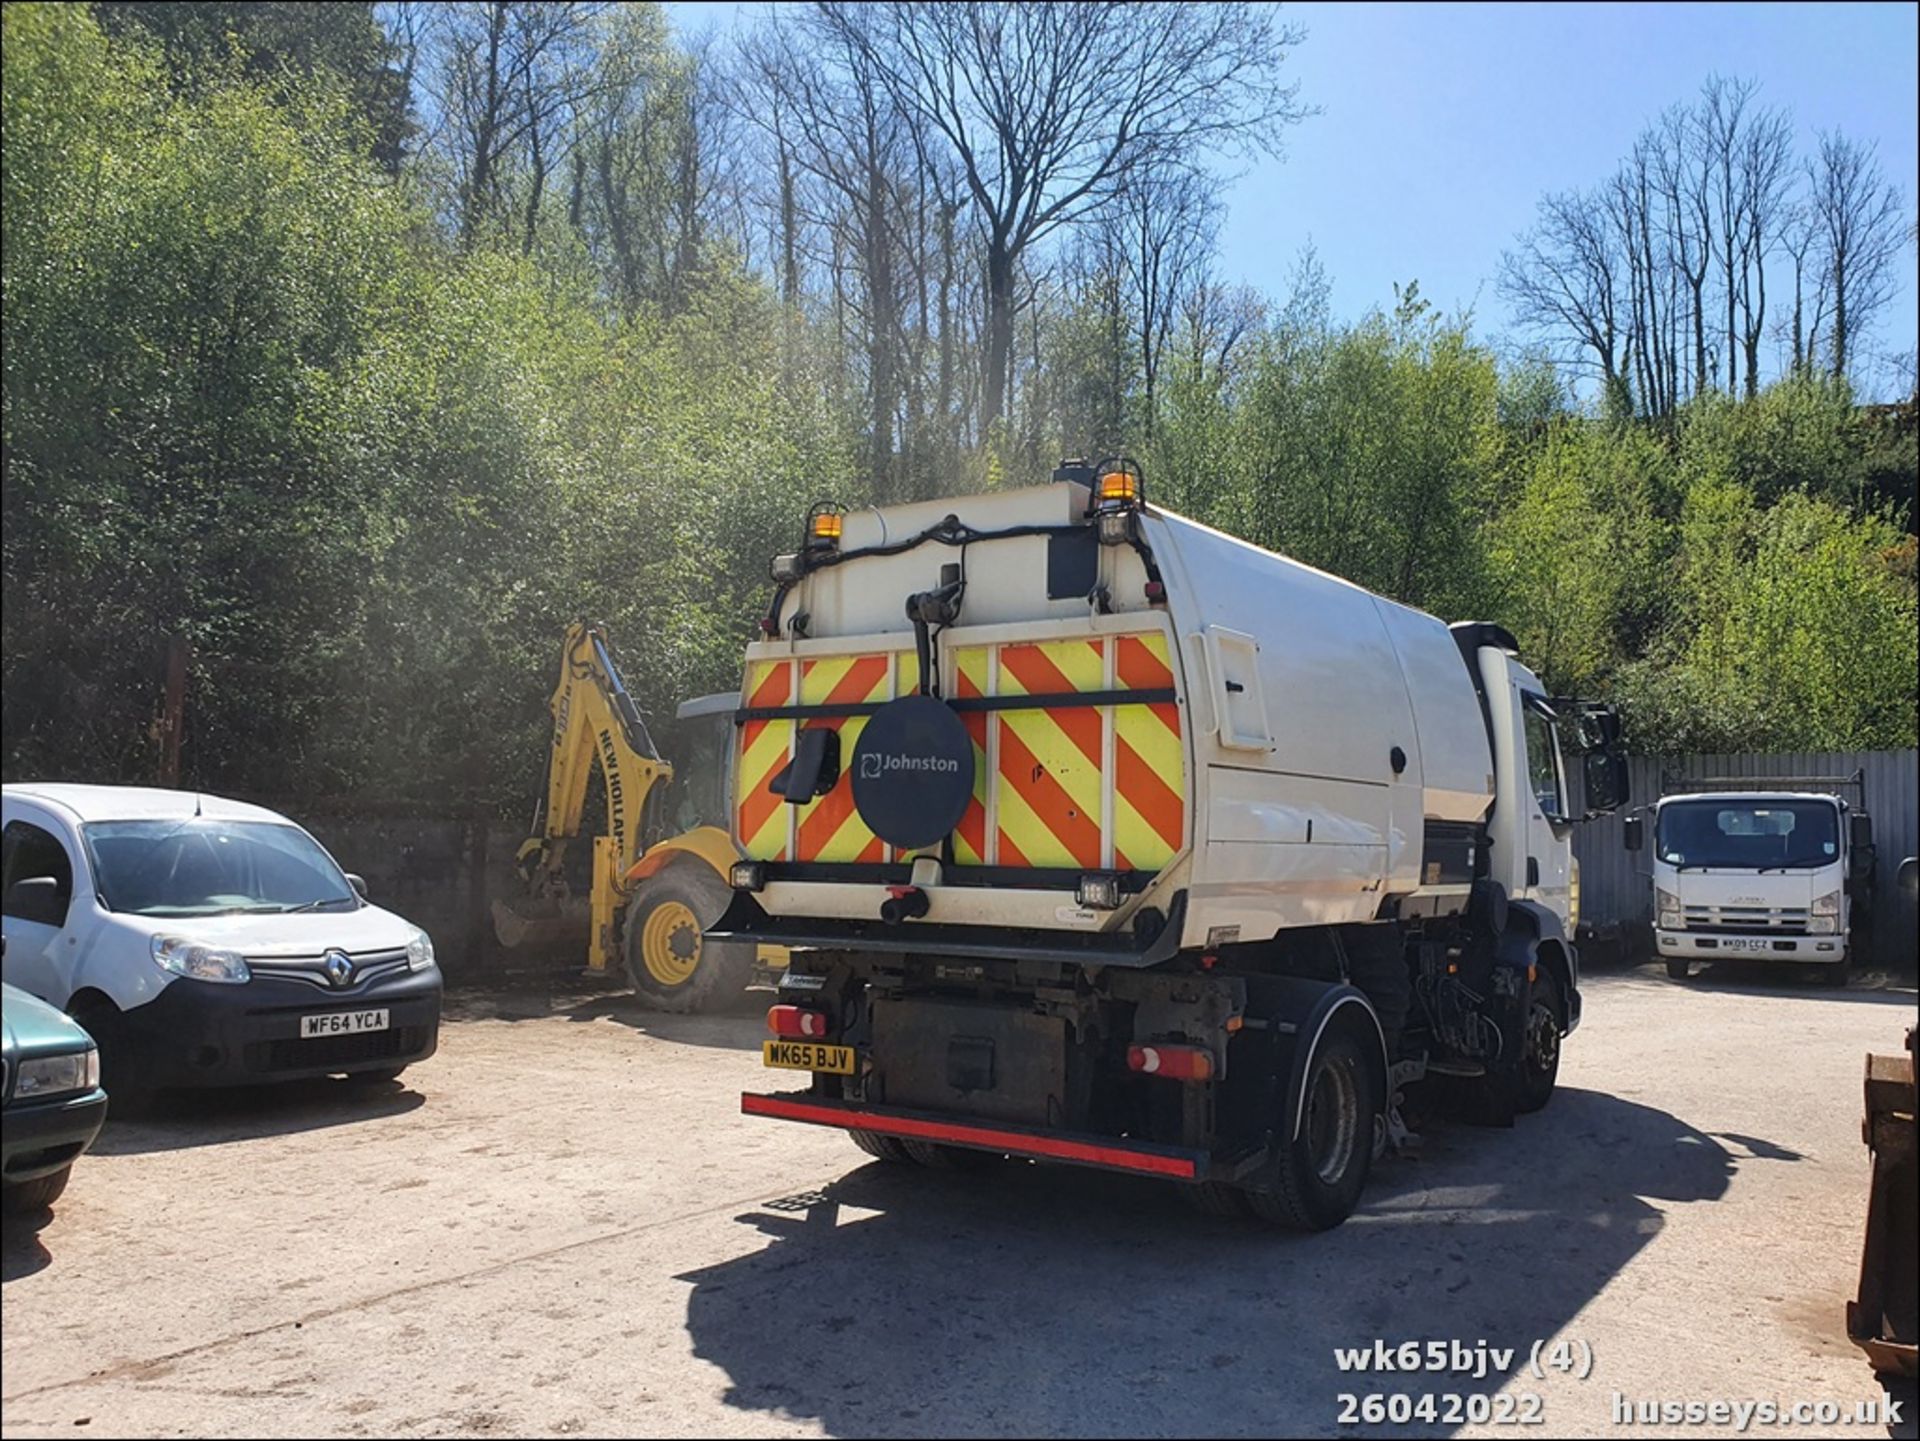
[
  {"x1": 768, "y1": 1005, "x2": 830, "y2": 1039},
  {"x1": 1128, "y1": 1043, "x2": 1213, "y2": 1081},
  {"x1": 730, "y1": 861, "x2": 765, "y2": 891},
  {"x1": 1076, "y1": 872, "x2": 1123, "y2": 910}
]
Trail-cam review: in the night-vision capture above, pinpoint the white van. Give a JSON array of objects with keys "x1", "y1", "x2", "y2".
[{"x1": 0, "y1": 784, "x2": 441, "y2": 1101}]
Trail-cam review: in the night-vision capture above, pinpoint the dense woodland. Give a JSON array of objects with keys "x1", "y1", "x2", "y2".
[{"x1": 3, "y1": 2, "x2": 1915, "y2": 812}]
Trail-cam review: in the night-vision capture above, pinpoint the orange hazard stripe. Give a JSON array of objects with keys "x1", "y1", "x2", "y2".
[
  {"x1": 996, "y1": 722, "x2": 1102, "y2": 868},
  {"x1": 795, "y1": 654, "x2": 892, "y2": 863},
  {"x1": 997, "y1": 642, "x2": 1103, "y2": 770}
]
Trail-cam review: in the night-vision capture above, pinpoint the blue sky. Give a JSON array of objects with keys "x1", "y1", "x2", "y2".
[{"x1": 667, "y1": 2, "x2": 1919, "y2": 388}]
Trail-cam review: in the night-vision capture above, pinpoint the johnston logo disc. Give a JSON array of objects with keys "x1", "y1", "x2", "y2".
[{"x1": 849, "y1": 694, "x2": 976, "y2": 851}]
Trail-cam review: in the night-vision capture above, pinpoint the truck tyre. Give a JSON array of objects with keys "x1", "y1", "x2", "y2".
[
  {"x1": 1178, "y1": 1180, "x2": 1251, "y2": 1217},
  {"x1": 1515, "y1": 968, "x2": 1564, "y2": 1114},
  {"x1": 1813, "y1": 958, "x2": 1851, "y2": 989},
  {"x1": 1665, "y1": 959, "x2": 1691, "y2": 981},
  {"x1": 848, "y1": 1130, "x2": 912, "y2": 1163},
  {"x1": 1244, "y1": 1027, "x2": 1378, "y2": 1231},
  {"x1": 900, "y1": 1139, "x2": 1000, "y2": 1170},
  {"x1": 2, "y1": 1164, "x2": 73, "y2": 1215},
  {"x1": 623, "y1": 865, "x2": 754, "y2": 1014}
]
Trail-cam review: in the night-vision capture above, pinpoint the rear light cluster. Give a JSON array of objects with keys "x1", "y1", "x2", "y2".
[
  {"x1": 767, "y1": 1005, "x2": 830, "y2": 1039},
  {"x1": 1127, "y1": 1043, "x2": 1213, "y2": 1081}
]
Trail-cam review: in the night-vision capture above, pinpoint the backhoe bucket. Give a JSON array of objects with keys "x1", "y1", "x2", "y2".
[
  {"x1": 1849, "y1": 1027, "x2": 1918, "y2": 1379},
  {"x1": 490, "y1": 895, "x2": 590, "y2": 955}
]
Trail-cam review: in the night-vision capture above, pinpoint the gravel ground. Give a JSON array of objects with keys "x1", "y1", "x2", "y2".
[{"x1": 3, "y1": 962, "x2": 1915, "y2": 1439}]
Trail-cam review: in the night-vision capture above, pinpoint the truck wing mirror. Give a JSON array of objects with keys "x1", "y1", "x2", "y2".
[
  {"x1": 1583, "y1": 751, "x2": 1628, "y2": 816},
  {"x1": 1622, "y1": 813, "x2": 1644, "y2": 852},
  {"x1": 1849, "y1": 812, "x2": 1874, "y2": 853}
]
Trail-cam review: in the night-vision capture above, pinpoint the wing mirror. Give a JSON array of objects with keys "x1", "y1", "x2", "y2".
[
  {"x1": 1582, "y1": 750, "x2": 1629, "y2": 816},
  {"x1": 344, "y1": 873, "x2": 368, "y2": 900},
  {"x1": 4, "y1": 876, "x2": 67, "y2": 927},
  {"x1": 1623, "y1": 814, "x2": 1644, "y2": 852}
]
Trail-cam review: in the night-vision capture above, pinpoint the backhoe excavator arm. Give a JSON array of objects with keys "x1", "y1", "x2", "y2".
[{"x1": 513, "y1": 622, "x2": 672, "y2": 970}]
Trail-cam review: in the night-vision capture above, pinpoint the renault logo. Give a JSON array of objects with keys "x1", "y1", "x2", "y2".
[{"x1": 323, "y1": 950, "x2": 355, "y2": 988}]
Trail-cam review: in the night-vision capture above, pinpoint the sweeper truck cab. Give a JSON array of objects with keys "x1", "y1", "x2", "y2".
[{"x1": 712, "y1": 461, "x2": 1628, "y2": 1228}]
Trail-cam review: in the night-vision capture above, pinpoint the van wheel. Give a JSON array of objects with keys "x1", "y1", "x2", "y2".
[
  {"x1": 1665, "y1": 959, "x2": 1691, "y2": 981},
  {"x1": 2, "y1": 1164, "x2": 72, "y2": 1214},
  {"x1": 623, "y1": 866, "x2": 754, "y2": 1014},
  {"x1": 68, "y1": 998, "x2": 154, "y2": 1116},
  {"x1": 1243, "y1": 1028, "x2": 1376, "y2": 1231},
  {"x1": 346, "y1": 1066, "x2": 407, "y2": 1085},
  {"x1": 1515, "y1": 969, "x2": 1563, "y2": 1114},
  {"x1": 848, "y1": 1130, "x2": 912, "y2": 1163}
]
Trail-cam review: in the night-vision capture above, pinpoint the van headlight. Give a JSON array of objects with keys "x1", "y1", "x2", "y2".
[
  {"x1": 406, "y1": 929, "x2": 436, "y2": 972},
  {"x1": 151, "y1": 936, "x2": 251, "y2": 984},
  {"x1": 15, "y1": 1048, "x2": 99, "y2": 1099},
  {"x1": 1656, "y1": 887, "x2": 1682, "y2": 929}
]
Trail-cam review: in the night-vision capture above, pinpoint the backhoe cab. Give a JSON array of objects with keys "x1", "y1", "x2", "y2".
[{"x1": 492, "y1": 622, "x2": 771, "y2": 1012}]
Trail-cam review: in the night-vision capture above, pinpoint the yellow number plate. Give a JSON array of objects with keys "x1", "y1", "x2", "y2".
[{"x1": 762, "y1": 1041, "x2": 856, "y2": 1075}]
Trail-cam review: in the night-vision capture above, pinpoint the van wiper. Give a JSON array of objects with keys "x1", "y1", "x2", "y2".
[{"x1": 279, "y1": 897, "x2": 343, "y2": 914}]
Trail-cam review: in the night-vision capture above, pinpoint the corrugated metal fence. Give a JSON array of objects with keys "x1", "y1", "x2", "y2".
[{"x1": 1573, "y1": 749, "x2": 1919, "y2": 961}]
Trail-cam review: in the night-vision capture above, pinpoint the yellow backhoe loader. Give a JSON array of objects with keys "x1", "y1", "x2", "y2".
[{"x1": 491, "y1": 622, "x2": 780, "y2": 1012}]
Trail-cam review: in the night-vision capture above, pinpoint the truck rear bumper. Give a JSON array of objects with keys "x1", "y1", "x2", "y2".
[
  {"x1": 741, "y1": 1091, "x2": 1210, "y2": 1180},
  {"x1": 1655, "y1": 929, "x2": 1845, "y2": 961}
]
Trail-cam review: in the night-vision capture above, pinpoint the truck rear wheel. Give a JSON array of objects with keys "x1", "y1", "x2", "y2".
[
  {"x1": 1244, "y1": 1028, "x2": 1377, "y2": 1231},
  {"x1": 623, "y1": 865, "x2": 753, "y2": 1014},
  {"x1": 1178, "y1": 1180, "x2": 1251, "y2": 1217},
  {"x1": 900, "y1": 1139, "x2": 1000, "y2": 1170},
  {"x1": 848, "y1": 1130, "x2": 912, "y2": 1163}
]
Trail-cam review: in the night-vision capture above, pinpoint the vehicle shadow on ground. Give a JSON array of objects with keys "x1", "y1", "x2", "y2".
[
  {"x1": 443, "y1": 986, "x2": 767, "y2": 1052},
  {"x1": 87, "y1": 1078, "x2": 424, "y2": 1157},
  {"x1": 1669, "y1": 963, "x2": 1920, "y2": 1004},
  {"x1": 0, "y1": 1210, "x2": 54, "y2": 1283},
  {"x1": 679, "y1": 1088, "x2": 1740, "y2": 1439}
]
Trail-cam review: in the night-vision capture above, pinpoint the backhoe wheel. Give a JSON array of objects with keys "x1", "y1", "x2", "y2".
[
  {"x1": 1514, "y1": 967, "x2": 1564, "y2": 1115},
  {"x1": 623, "y1": 865, "x2": 753, "y2": 1014},
  {"x1": 1243, "y1": 1028, "x2": 1377, "y2": 1231},
  {"x1": 849, "y1": 1130, "x2": 913, "y2": 1163}
]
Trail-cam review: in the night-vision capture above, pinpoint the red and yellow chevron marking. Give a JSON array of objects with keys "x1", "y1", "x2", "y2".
[
  {"x1": 1111, "y1": 632, "x2": 1184, "y2": 870},
  {"x1": 951, "y1": 647, "x2": 992, "y2": 865},
  {"x1": 793, "y1": 653, "x2": 891, "y2": 863},
  {"x1": 736, "y1": 630, "x2": 1184, "y2": 875},
  {"x1": 995, "y1": 639, "x2": 1108, "y2": 870},
  {"x1": 736, "y1": 660, "x2": 795, "y2": 860}
]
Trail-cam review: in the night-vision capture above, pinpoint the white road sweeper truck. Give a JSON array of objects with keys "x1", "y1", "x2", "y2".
[{"x1": 711, "y1": 460, "x2": 1629, "y2": 1228}]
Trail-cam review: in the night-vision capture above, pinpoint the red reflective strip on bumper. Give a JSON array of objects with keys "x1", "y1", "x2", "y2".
[{"x1": 740, "y1": 1092, "x2": 1201, "y2": 1180}]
